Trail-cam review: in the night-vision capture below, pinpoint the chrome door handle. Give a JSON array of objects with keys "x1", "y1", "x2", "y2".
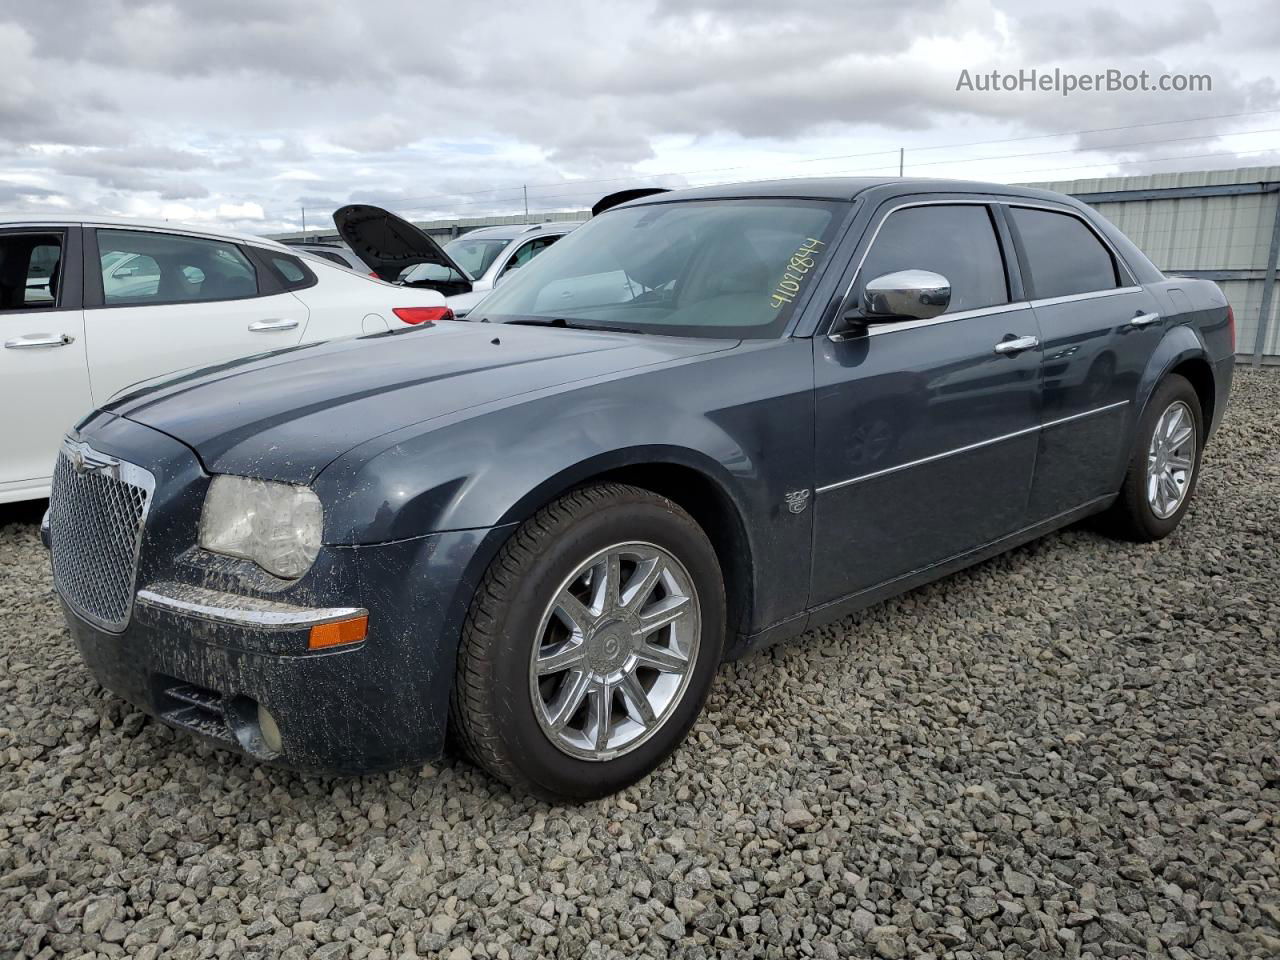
[
  {"x1": 993, "y1": 335, "x2": 1040, "y2": 355},
  {"x1": 1129, "y1": 312, "x2": 1161, "y2": 327},
  {"x1": 248, "y1": 319, "x2": 299, "y2": 332},
  {"x1": 4, "y1": 333, "x2": 75, "y2": 349}
]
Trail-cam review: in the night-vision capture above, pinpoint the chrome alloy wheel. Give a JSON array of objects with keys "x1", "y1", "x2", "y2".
[
  {"x1": 529, "y1": 542, "x2": 701, "y2": 761},
  {"x1": 1147, "y1": 400, "x2": 1197, "y2": 519}
]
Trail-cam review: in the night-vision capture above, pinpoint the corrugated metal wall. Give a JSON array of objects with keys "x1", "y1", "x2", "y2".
[{"x1": 1029, "y1": 166, "x2": 1280, "y2": 362}]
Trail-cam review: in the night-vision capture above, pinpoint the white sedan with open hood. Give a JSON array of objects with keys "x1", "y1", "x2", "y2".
[
  {"x1": 333, "y1": 204, "x2": 582, "y2": 318},
  {"x1": 0, "y1": 214, "x2": 450, "y2": 504}
]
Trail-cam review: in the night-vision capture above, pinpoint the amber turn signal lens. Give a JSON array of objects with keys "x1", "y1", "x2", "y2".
[{"x1": 309, "y1": 614, "x2": 368, "y2": 650}]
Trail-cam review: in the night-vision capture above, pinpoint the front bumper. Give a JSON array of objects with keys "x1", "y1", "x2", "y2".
[
  {"x1": 62, "y1": 579, "x2": 433, "y2": 774},
  {"x1": 49, "y1": 411, "x2": 515, "y2": 775}
]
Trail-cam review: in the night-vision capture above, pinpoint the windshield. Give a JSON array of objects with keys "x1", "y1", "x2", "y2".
[
  {"x1": 472, "y1": 199, "x2": 846, "y2": 338},
  {"x1": 401, "y1": 236, "x2": 510, "y2": 284}
]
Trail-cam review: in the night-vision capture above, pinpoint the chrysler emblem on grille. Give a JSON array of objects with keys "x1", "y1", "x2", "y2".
[{"x1": 65, "y1": 441, "x2": 121, "y2": 479}]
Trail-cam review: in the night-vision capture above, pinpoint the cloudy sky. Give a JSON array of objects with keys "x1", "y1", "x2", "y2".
[{"x1": 1, "y1": 0, "x2": 1277, "y2": 235}]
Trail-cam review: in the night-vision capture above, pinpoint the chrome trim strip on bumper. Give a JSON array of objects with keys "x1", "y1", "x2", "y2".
[
  {"x1": 816, "y1": 400, "x2": 1130, "y2": 494},
  {"x1": 136, "y1": 582, "x2": 366, "y2": 630}
]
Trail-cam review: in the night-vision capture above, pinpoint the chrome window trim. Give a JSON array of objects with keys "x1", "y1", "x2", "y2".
[
  {"x1": 1001, "y1": 200, "x2": 1139, "y2": 292},
  {"x1": 831, "y1": 301, "x2": 1032, "y2": 341},
  {"x1": 1029, "y1": 285, "x2": 1142, "y2": 308},
  {"x1": 137, "y1": 582, "x2": 366, "y2": 631},
  {"x1": 815, "y1": 399, "x2": 1129, "y2": 494},
  {"x1": 833, "y1": 199, "x2": 1009, "y2": 334},
  {"x1": 828, "y1": 197, "x2": 1144, "y2": 343}
]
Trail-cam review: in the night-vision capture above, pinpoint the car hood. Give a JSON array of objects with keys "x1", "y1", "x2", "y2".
[
  {"x1": 106, "y1": 321, "x2": 734, "y2": 484},
  {"x1": 333, "y1": 204, "x2": 471, "y2": 282}
]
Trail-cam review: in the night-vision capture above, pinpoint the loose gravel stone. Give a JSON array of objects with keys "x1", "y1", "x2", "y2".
[{"x1": 1, "y1": 368, "x2": 1278, "y2": 959}]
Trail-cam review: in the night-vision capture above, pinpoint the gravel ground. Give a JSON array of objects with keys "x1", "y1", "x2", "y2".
[{"x1": 2, "y1": 368, "x2": 1278, "y2": 960}]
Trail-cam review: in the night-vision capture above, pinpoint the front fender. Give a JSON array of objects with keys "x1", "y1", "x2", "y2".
[
  {"x1": 316, "y1": 394, "x2": 760, "y2": 544},
  {"x1": 312, "y1": 339, "x2": 818, "y2": 635}
]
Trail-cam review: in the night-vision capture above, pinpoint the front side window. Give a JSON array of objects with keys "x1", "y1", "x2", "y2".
[
  {"x1": 97, "y1": 230, "x2": 259, "y2": 305},
  {"x1": 1009, "y1": 207, "x2": 1119, "y2": 300},
  {"x1": 473, "y1": 199, "x2": 845, "y2": 339},
  {"x1": 499, "y1": 235, "x2": 560, "y2": 278},
  {"x1": 0, "y1": 233, "x2": 63, "y2": 310},
  {"x1": 857, "y1": 204, "x2": 1009, "y2": 314}
]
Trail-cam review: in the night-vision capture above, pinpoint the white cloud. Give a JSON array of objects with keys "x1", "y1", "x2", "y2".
[{"x1": 0, "y1": 0, "x2": 1274, "y2": 233}]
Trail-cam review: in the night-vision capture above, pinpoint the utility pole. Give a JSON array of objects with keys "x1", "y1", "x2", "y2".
[
  {"x1": 523, "y1": 185, "x2": 529, "y2": 222},
  {"x1": 899, "y1": 148, "x2": 904, "y2": 177},
  {"x1": 301, "y1": 206, "x2": 307, "y2": 236}
]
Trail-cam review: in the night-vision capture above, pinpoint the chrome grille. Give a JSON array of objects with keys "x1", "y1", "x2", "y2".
[{"x1": 49, "y1": 439, "x2": 155, "y2": 632}]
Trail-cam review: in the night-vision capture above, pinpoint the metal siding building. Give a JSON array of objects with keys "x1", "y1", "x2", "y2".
[{"x1": 1028, "y1": 166, "x2": 1280, "y2": 363}]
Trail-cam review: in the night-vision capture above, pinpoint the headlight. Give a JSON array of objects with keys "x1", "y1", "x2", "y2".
[{"x1": 199, "y1": 476, "x2": 323, "y2": 579}]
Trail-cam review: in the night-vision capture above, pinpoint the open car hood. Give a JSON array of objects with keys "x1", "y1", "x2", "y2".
[{"x1": 333, "y1": 204, "x2": 471, "y2": 283}]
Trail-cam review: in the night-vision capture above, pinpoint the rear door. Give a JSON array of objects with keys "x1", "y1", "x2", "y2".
[
  {"x1": 0, "y1": 226, "x2": 92, "y2": 494},
  {"x1": 812, "y1": 199, "x2": 1043, "y2": 605},
  {"x1": 84, "y1": 227, "x2": 308, "y2": 403},
  {"x1": 1004, "y1": 204, "x2": 1164, "y2": 521}
]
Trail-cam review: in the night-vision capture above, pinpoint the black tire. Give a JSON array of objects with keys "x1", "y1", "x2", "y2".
[
  {"x1": 449, "y1": 483, "x2": 726, "y2": 800},
  {"x1": 1099, "y1": 374, "x2": 1204, "y2": 542}
]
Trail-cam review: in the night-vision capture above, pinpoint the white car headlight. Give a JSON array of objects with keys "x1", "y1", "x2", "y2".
[{"x1": 199, "y1": 476, "x2": 323, "y2": 579}]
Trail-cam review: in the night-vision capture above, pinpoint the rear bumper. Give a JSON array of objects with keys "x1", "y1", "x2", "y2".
[
  {"x1": 62, "y1": 580, "x2": 437, "y2": 775},
  {"x1": 1211, "y1": 354, "x2": 1234, "y2": 439}
]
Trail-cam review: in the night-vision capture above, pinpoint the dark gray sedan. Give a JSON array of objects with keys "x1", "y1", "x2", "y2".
[{"x1": 46, "y1": 177, "x2": 1234, "y2": 799}]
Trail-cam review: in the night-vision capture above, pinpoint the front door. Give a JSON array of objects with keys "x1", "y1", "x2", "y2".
[
  {"x1": 0, "y1": 226, "x2": 92, "y2": 496},
  {"x1": 811, "y1": 200, "x2": 1043, "y2": 606},
  {"x1": 85, "y1": 227, "x2": 308, "y2": 402}
]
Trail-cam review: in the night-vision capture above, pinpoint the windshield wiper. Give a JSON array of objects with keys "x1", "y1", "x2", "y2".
[{"x1": 501, "y1": 317, "x2": 645, "y2": 335}]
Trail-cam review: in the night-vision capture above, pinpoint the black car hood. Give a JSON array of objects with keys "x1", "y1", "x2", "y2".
[
  {"x1": 333, "y1": 204, "x2": 470, "y2": 282},
  {"x1": 107, "y1": 321, "x2": 732, "y2": 484}
]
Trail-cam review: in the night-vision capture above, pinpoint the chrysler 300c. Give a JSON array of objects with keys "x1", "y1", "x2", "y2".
[{"x1": 46, "y1": 178, "x2": 1234, "y2": 799}]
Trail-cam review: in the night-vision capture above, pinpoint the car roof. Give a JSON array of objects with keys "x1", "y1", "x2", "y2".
[
  {"x1": 0, "y1": 212, "x2": 295, "y2": 253},
  {"x1": 612, "y1": 176, "x2": 1079, "y2": 207},
  {"x1": 455, "y1": 221, "x2": 585, "y2": 242}
]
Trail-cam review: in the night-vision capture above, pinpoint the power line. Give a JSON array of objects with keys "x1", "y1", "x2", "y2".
[
  {"x1": 391, "y1": 126, "x2": 1280, "y2": 214},
  {"x1": 379, "y1": 107, "x2": 1280, "y2": 211}
]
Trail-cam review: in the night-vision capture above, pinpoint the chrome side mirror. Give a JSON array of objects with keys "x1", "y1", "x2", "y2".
[{"x1": 861, "y1": 269, "x2": 951, "y2": 320}]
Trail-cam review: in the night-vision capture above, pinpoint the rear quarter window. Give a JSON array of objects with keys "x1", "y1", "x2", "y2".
[{"x1": 264, "y1": 253, "x2": 318, "y2": 290}]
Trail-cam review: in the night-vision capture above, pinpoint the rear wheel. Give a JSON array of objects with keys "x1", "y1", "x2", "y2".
[
  {"x1": 1100, "y1": 374, "x2": 1203, "y2": 542},
  {"x1": 450, "y1": 483, "x2": 725, "y2": 800}
]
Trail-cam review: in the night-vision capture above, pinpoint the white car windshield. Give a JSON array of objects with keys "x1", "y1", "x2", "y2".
[
  {"x1": 471, "y1": 199, "x2": 846, "y2": 339},
  {"x1": 402, "y1": 236, "x2": 510, "y2": 284}
]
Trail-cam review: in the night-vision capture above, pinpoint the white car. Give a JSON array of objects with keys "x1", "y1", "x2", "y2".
[
  {"x1": 333, "y1": 204, "x2": 583, "y2": 318},
  {"x1": 0, "y1": 214, "x2": 450, "y2": 504}
]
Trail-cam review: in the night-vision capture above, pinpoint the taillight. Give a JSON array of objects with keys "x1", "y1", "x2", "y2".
[
  {"x1": 393, "y1": 306, "x2": 454, "y2": 326},
  {"x1": 1226, "y1": 304, "x2": 1236, "y2": 353}
]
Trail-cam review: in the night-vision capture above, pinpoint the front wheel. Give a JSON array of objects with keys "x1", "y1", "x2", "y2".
[
  {"x1": 450, "y1": 483, "x2": 725, "y2": 800},
  {"x1": 1100, "y1": 374, "x2": 1203, "y2": 542}
]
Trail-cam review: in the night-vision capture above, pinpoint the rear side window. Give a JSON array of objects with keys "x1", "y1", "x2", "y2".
[
  {"x1": 310, "y1": 250, "x2": 351, "y2": 268},
  {"x1": 0, "y1": 233, "x2": 63, "y2": 310},
  {"x1": 97, "y1": 230, "x2": 259, "y2": 305},
  {"x1": 858, "y1": 204, "x2": 1009, "y2": 313},
  {"x1": 262, "y1": 252, "x2": 317, "y2": 290},
  {"x1": 1009, "y1": 207, "x2": 1119, "y2": 300}
]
